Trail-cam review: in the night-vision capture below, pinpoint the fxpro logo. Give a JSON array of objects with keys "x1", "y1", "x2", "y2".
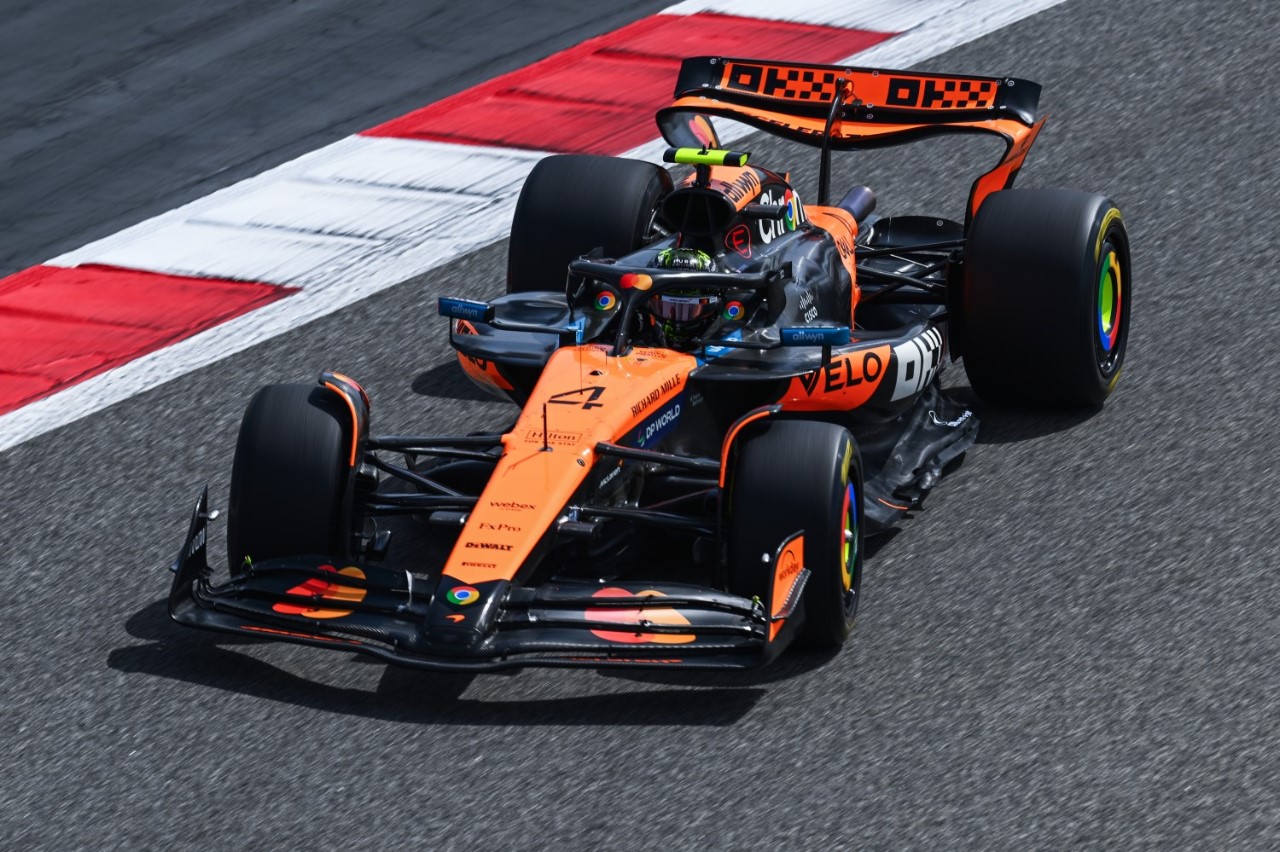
[{"x1": 479, "y1": 521, "x2": 521, "y2": 533}]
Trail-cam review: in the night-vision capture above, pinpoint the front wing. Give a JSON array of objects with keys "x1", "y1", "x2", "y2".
[{"x1": 168, "y1": 489, "x2": 808, "y2": 671}]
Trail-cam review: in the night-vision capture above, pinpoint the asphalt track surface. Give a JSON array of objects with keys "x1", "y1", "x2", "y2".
[
  {"x1": 4, "y1": 0, "x2": 1280, "y2": 848},
  {"x1": 0, "y1": 0, "x2": 675, "y2": 276}
]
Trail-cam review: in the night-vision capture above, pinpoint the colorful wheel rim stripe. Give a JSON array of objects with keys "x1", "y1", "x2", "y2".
[
  {"x1": 595, "y1": 291, "x2": 618, "y2": 311},
  {"x1": 839, "y1": 482, "x2": 857, "y2": 593},
  {"x1": 722, "y1": 300, "x2": 744, "y2": 320},
  {"x1": 1097, "y1": 249, "x2": 1122, "y2": 353}
]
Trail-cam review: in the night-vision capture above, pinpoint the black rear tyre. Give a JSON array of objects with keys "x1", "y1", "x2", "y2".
[
  {"x1": 227, "y1": 384, "x2": 353, "y2": 574},
  {"x1": 963, "y1": 189, "x2": 1131, "y2": 407},
  {"x1": 507, "y1": 154, "x2": 671, "y2": 293},
  {"x1": 727, "y1": 420, "x2": 864, "y2": 649}
]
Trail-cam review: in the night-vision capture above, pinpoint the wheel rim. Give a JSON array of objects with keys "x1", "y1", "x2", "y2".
[
  {"x1": 839, "y1": 481, "x2": 858, "y2": 594},
  {"x1": 1095, "y1": 241, "x2": 1124, "y2": 374}
]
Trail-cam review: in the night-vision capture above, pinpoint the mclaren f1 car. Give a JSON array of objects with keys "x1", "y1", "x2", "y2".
[{"x1": 170, "y1": 56, "x2": 1131, "y2": 670}]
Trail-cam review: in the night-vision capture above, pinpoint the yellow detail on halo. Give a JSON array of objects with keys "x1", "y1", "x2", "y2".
[{"x1": 663, "y1": 147, "x2": 750, "y2": 167}]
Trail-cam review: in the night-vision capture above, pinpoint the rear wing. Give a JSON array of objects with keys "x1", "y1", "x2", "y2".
[{"x1": 657, "y1": 56, "x2": 1045, "y2": 225}]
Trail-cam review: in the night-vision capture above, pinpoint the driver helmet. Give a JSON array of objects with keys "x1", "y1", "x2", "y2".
[{"x1": 649, "y1": 248, "x2": 722, "y2": 344}]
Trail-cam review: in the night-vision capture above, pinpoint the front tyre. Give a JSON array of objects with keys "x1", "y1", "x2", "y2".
[
  {"x1": 727, "y1": 420, "x2": 864, "y2": 649},
  {"x1": 963, "y1": 189, "x2": 1131, "y2": 407},
  {"x1": 226, "y1": 384, "x2": 354, "y2": 575}
]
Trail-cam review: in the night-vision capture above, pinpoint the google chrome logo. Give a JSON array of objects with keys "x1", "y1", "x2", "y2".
[{"x1": 446, "y1": 586, "x2": 481, "y2": 606}]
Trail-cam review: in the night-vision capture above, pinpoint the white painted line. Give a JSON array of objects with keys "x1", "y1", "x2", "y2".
[
  {"x1": 662, "y1": 0, "x2": 1069, "y2": 40},
  {"x1": 663, "y1": 0, "x2": 963, "y2": 30},
  {"x1": 50, "y1": 137, "x2": 545, "y2": 289},
  {"x1": 843, "y1": 0, "x2": 1072, "y2": 69}
]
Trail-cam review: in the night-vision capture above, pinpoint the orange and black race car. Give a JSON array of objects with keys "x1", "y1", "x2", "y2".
[{"x1": 170, "y1": 56, "x2": 1131, "y2": 670}]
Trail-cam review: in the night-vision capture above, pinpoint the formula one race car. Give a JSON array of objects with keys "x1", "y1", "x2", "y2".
[{"x1": 170, "y1": 56, "x2": 1130, "y2": 671}]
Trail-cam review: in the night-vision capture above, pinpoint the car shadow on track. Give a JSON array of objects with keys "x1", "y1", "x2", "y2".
[
  {"x1": 411, "y1": 360, "x2": 497, "y2": 402},
  {"x1": 947, "y1": 382, "x2": 1102, "y2": 445},
  {"x1": 596, "y1": 647, "x2": 842, "y2": 689},
  {"x1": 112, "y1": 599, "x2": 767, "y2": 725}
]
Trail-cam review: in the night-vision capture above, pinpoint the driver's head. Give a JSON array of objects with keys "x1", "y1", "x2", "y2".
[
  {"x1": 653, "y1": 247, "x2": 716, "y2": 273},
  {"x1": 648, "y1": 248, "x2": 722, "y2": 347}
]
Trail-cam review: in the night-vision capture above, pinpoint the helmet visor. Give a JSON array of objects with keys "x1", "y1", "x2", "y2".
[{"x1": 651, "y1": 294, "x2": 721, "y2": 323}]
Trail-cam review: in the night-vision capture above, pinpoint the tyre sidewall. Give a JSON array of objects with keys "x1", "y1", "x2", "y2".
[{"x1": 226, "y1": 384, "x2": 352, "y2": 573}]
